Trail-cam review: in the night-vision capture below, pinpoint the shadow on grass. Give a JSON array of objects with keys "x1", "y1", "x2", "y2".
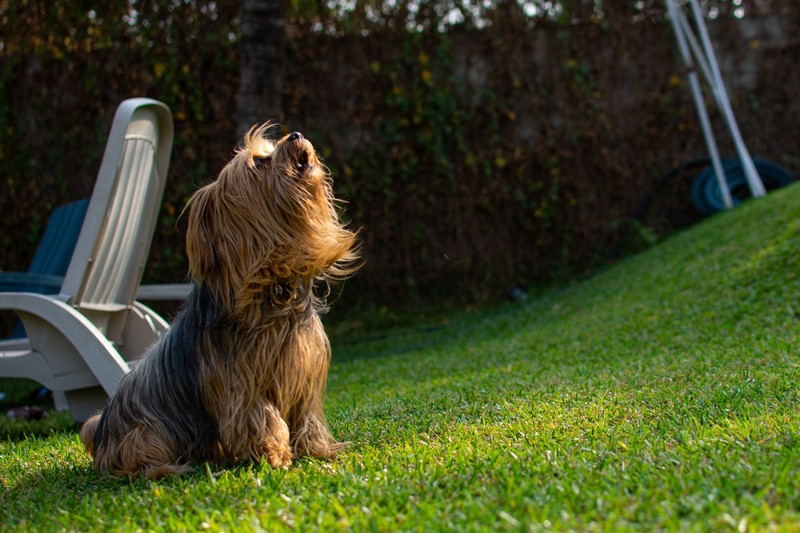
[
  {"x1": 2, "y1": 444, "x2": 294, "y2": 530},
  {"x1": 2, "y1": 459, "x2": 159, "y2": 529}
]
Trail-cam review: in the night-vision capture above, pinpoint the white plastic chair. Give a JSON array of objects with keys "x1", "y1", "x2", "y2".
[{"x1": 0, "y1": 98, "x2": 174, "y2": 422}]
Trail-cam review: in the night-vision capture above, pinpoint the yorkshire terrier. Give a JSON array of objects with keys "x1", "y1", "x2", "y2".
[{"x1": 80, "y1": 125, "x2": 359, "y2": 479}]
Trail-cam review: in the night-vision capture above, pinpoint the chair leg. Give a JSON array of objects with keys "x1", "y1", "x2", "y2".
[
  {"x1": 52, "y1": 390, "x2": 69, "y2": 412},
  {"x1": 61, "y1": 387, "x2": 109, "y2": 423}
]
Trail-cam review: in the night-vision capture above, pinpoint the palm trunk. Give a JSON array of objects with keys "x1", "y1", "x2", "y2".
[{"x1": 236, "y1": 0, "x2": 285, "y2": 139}]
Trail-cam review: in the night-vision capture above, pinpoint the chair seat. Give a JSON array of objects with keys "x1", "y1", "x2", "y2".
[{"x1": 0, "y1": 272, "x2": 65, "y2": 294}]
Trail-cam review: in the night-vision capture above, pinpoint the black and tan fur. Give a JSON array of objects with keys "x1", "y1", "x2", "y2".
[{"x1": 80, "y1": 125, "x2": 359, "y2": 479}]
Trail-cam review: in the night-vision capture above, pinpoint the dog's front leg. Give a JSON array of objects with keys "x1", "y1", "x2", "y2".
[
  {"x1": 212, "y1": 389, "x2": 293, "y2": 468},
  {"x1": 291, "y1": 408, "x2": 347, "y2": 460},
  {"x1": 252, "y1": 402, "x2": 293, "y2": 469}
]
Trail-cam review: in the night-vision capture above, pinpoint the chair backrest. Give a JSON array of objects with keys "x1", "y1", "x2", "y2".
[
  {"x1": 28, "y1": 198, "x2": 90, "y2": 276},
  {"x1": 59, "y1": 98, "x2": 173, "y2": 315}
]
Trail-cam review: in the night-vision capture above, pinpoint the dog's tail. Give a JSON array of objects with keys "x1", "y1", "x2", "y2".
[
  {"x1": 79, "y1": 413, "x2": 194, "y2": 478},
  {"x1": 79, "y1": 413, "x2": 101, "y2": 457}
]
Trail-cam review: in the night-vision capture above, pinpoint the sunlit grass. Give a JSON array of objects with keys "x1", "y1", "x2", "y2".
[{"x1": 2, "y1": 183, "x2": 799, "y2": 531}]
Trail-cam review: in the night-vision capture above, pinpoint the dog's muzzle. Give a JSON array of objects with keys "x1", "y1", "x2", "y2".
[{"x1": 287, "y1": 132, "x2": 313, "y2": 173}]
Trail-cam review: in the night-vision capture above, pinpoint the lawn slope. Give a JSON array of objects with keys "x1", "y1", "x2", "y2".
[{"x1": 2, "y1": 183, "x2": 799, "y2": 531}]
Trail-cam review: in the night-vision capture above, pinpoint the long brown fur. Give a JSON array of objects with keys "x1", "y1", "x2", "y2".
[{"x1": 80, "y1": 125, "x2": 359, "y2": 479}]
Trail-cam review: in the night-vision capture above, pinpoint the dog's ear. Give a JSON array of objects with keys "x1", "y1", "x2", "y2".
[{"x1": 186, "y1": 184, "x2": 218, "y2": 282}]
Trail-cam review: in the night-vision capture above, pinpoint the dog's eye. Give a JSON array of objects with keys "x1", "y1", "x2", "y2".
[{"x1": 253, "y1": 157, "x2": 270, "y2": 169}]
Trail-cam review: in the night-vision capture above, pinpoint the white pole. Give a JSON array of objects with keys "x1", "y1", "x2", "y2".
[
  {"x1": 679, "y1": 15, "x2": 714, "y2": 86},
  {"x1": 687, "y1": 0, "x2": 766, "y2": 197},
  {"x1": 665, "y1": 0, "x2": 733, "y2": 209}
]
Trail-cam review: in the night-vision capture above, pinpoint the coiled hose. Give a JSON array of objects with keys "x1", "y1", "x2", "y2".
[
  {"x1": 609, "y1": 157, "x2": 795, "y2": 261},
  {"x1": 691, "y1": 157, "x2": 795, "y2": 214}
]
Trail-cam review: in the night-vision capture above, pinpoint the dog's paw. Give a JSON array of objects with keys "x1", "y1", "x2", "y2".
[{"x1": 265, "y1": 443, "x2": 293, "y2": 469}]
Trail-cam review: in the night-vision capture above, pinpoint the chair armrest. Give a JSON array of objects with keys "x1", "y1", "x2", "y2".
[
  {"x1": 136, "y1": 283, "x2": 193, "y2": 301},
  {"x1": 0, "y1": 291, "x2": 129, "y2": 395}
]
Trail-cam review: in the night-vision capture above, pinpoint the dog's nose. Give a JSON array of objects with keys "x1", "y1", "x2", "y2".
[{"x1": 287, "y1": 132, "x2": 304, "y2": 142}]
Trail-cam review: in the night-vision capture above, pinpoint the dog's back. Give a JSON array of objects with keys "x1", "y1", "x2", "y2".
[{"x1": 80, "y1": 285, "x2": 220, "y2": 478}]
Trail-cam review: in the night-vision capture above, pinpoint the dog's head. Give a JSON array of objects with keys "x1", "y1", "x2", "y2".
[{"x1": 186, "y1": 124, "x2": 359, "y2": 314}]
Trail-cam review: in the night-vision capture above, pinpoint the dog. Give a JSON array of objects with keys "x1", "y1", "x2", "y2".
[{"x1": 80, "y1": 125, "x2": 359, "y2": 479}]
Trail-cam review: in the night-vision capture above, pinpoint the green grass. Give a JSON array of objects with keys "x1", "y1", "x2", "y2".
[{"x1": 2, "y1": 183, "x2": 800, "y2": 531}]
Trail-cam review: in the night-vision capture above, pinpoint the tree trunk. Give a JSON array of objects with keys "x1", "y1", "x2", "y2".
[{"x1": 236, "y1": 0, "x2": 285, "y2": 139}]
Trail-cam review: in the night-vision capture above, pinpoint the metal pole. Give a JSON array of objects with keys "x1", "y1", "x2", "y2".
[
  {"x1": 665, "y1": 0, "x2": 733, "y2": 209},
  {"x1": 679, "y1": 15, "x2": 714, "y2": 86},
  {"x1": 687, "y1": 0, "x2": 766, "y2": 197}
]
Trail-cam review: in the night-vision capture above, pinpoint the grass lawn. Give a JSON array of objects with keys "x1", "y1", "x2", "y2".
[{"x1": 2, "y1": 182, "x2": 800, "y2": 531}]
